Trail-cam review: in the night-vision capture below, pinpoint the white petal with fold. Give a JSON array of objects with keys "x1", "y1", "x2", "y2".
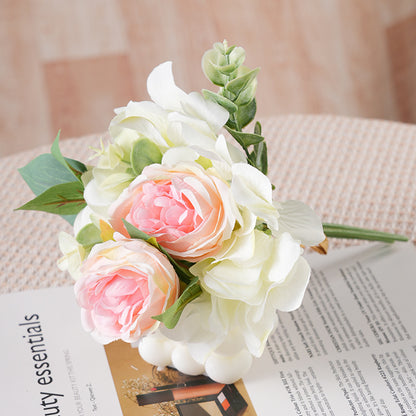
[
  {"x1": 272, "y1": 256, "x2": 311, "y2": 312},
  {"x1": 267, "y1": 232, "x2": 302, "y2": 284},
  {"x1": 147, "y1": 61, "x2": 188, "y2": 111},
  {"x1": 277, "y1": 200, "x2": 325, "y2": 246},
  {"x1": 182, "y1": 91, "x2": 229, "y2": 133},
  {"x1": 231, "y1": 163, "x2": 279, "y2": 232}
]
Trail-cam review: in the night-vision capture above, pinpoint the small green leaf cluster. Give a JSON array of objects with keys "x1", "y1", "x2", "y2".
[
  {"x1": 202, "y1": 40, "x2": 258, "y2": 131},
  {"x1": 17, "y1": 132, "x2": 87, "y2": 225},
  {"x1": 202, "y1": 40, "x2": 268, "y2": 176}
]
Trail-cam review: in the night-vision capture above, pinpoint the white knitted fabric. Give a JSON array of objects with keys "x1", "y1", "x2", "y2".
[{"x1": 1, "y1": 115, "x2": 415, "y2": 293}]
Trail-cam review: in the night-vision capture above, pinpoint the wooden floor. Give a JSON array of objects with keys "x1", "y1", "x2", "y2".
[{"x1": 1, "y1": 0, "x2": 416, "y2": 156}]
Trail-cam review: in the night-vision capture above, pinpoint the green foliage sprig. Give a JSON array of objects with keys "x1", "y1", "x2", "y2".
[
  {"x1": 202, "y1": 40, "x2": 269, "y2": 175},
  {"x1": 17, "y1": 132, "x2": 87, "y2": 224},
  {"x1": 202, "y1": 40, "x2": 408, "y2": 244}
]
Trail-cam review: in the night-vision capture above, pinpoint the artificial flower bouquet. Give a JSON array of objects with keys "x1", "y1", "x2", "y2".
[{"x1": 17, "y1": 41, "x2": 407, "y2": 384}]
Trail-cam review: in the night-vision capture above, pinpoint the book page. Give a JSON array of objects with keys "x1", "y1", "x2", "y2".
[
  {"x1": 244, "y1": 242, "x2": 416, "y2": 416},
  {"x1": 0, "y1": 286, "x2": 123, "y2": 415}
]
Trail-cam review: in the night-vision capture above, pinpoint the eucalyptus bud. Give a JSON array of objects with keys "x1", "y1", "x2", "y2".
[
  {"x1": 202, "y1": 41, "x2": 246, "y2": 86},
  {"x1": 202, "y1": 40, "x2": 260, "y2": 130}
]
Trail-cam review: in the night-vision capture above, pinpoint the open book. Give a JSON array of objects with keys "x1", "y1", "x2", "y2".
[{"x1": 1, "y1": 242, "x2": 415, "y2": 415}]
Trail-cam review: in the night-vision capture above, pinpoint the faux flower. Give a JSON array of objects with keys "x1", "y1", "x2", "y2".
[
  {"x1": 17, "y1": 39, "x2": 408, "y2": 386},
  {"x1": 110, "y1": 62, "x2": 229, "y2": 152},
  {"x1": 57, "y1": 232, "x2": 86, "y2": 280},
  {"x1": 74, "y1": 237, "x2": 179, "y2": 344},
  {"x1": 139, "y1": 257, "x2": 311, "y2": 383},
  {"x1": 83, "y1": 62, "x2": 230, "y2": 219},
  {"x1": 190, "y1": 230, "x2": 309, "y2": 355},
  {"x1": 109, "y1": 162, "x2": 239, "y2": 262}
]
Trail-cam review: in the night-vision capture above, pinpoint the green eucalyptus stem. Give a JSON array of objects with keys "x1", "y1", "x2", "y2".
[
  {"x1": 323, "y1": 223, "x2": 408, "y2": 243},
  {"x1": 203, "y1": 42, "x2": 409, "y2": 246}
]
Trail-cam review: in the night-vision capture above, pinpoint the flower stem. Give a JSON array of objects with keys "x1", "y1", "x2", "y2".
[{"x1": 323, "y1": 223, "x2": 408, "y2": 243}]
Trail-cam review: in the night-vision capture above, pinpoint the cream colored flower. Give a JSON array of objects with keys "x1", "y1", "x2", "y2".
[
  {"x1": 110, "y1": 62, "x2": 229, "y2": 154},
  {"x1": 57, "y1": 232, "x2": 86, "y2": 280},
  {"x1": 192, "y1": 230, "x2": 302, "y2": 305},
  {"x1": 139, "y1": 250, "x2": 310, "y2": 384},
  {"x1": 84, "y1": 62, "x2": 231, "y2": 219}
]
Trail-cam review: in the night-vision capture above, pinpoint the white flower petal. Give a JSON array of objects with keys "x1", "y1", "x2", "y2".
[
  {"x1": 114, "y1": 117, "x2": 168, "y2": 149},
  {"x1": 231, "y1": 163, "x2": 279, "y2": 232},
  {"x1": 147, "y1": 61, "x2": 187, "y2": 111},
  {"x1": 242, "y1": 299, "x2": 279, "y2": 357},
  {"x1": 200, "y1": 259, "x2": 263, "y2": 302},
  {"x1": 58, "y1": 231, "x2": 77, "y2": 253},
  {"x1": 182, "y1": 91, "x2": 229, "y2": 133},
  {"x1": 73, "y1": 206, "x2": 94, "y2": 236},
  {"x1": 232, "y1": 163, "x2": 273, "y2": 203},
  {"x1": 267, "y1": 232, "x2": 302, "y2": 284},
  {"x1": 272, "y1": 256, "x2": 311, "y2": 312},
  {"x1": 57, "y1": 232, "x2": 85, "y2": 280},
  {"x1": 215, "y1": 134, "x2": 246, "y2": 164},
  {"x1": 84, "y1": 179, "x2": 119, "y2": 218},
  {"x1": 160, "y1": 292, "x2": 224, "y2": 364},
  {"x1": 168, "y1": 112, "x2": 217, "y2": 148},
  {"x1": 110, "y1": 100, "x2": 169, "y2": 145},
  {"x1": 162, "y1": 147, "x2": 199, "y2": 166},
  {"x1": 277, "y1": 200, "x2": 325, "y2": 246}
]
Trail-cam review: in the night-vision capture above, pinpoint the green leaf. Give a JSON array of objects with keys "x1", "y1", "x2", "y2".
[
  {"x1": 51, "y1": 131, "x2": 83, "y2": 181},
  {"x1": 225, "y1": 68, "x2": 259, "y2": 97},
  {"x1": 254, "y1": 121, "x2": 262, "y2": 135},
  {"x1": 122, "y1": 220, "x2": 195, "y2": 284},
  {"x1": 255, "y1": 222, "x2": 272, "y2": 235},
  {"x1": 202, "y1": 49, "x2": 228, "y2": 86},
  {"x1": 131, "y1": 138, "x2": 163, "y2": 176},
  {"x1": 253, "y1": 140, "x2": 268, "y2": 175},
  {"x1": 236, "y1": 98, "x2": 257, "y2": 128},
  {"x1": 225, "y1": 126, "x2": 264, "y2": 148},
  {"x1": 202, "y1": 89, "x2": 238, "y2": 114},
  {"x1": 18, "y1": 153, "x2": 83, "y2": 225},
  {"x1": 153, "y1": 278, "x2": 202, "y2": 329},
  {"x1": 18, "y1": 152, "x2": 87, "y2": 224},
  {"x1": 66, "y1": 157, "x2": 87, "y2": 177},
  {"x1": 16, "y1": 181, "x2": 86, "y2": 215},
  {"x1": 226, "y1": 99, "x2": 257, "y2": 130},
  {"x1": 226, "y1": 46, "x2": 246, "y2": 72},
  {"x1": 323, "y1": 223, "x2": 408, "y2": 243},
  {"x1": 213, "y1": 41, "x2": 227, "y2": 54},
  {"x1": 76, "y1": 223, "x2": 102, "y2": 247},
  {"x1": 19, "y1": 154, "x2": 79, "y2": 196},
  {"x1": 123, "y1": 219, "x2": 154, "y2": 242}
]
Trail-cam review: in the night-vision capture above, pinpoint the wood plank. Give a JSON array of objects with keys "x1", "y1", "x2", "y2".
[{"x1": 44, "y1": 54, "x2": 135, "y2": 138}]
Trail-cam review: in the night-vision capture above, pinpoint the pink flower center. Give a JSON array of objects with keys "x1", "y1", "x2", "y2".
[
  {"x1": 127, "y1": 179, "x2": 203, "y2": 240},
  {"x1": 90, "y1": 270, "x2": 150, "y2": 334}
]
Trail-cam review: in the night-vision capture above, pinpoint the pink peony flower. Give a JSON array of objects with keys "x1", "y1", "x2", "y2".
[
  {"x1": 74, "y1": 238, "x2": 179, "y2": 344},
  {"x1": 109, "y1": 163, "x2": 237, "y2": 262}
]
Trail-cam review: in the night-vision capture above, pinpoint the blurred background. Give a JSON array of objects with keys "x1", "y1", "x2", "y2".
[{"x1": 1, "y1": 0, "x2": 416, "y2": 156}]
